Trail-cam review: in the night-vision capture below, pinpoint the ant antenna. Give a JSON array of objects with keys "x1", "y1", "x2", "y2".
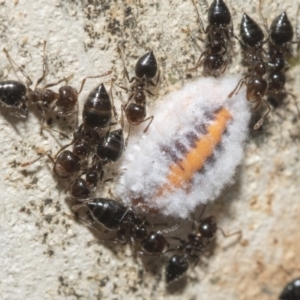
[{"x1": 191, "y1": 0, "x2": 205, "y2": 33}]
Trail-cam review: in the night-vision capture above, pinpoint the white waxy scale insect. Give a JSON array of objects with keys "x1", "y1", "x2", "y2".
[{"x1": 115, "y1": 76, "x2": 251, "y2": 218}]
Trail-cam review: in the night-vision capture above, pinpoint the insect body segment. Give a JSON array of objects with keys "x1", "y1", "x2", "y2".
[
  {"x1": 115, "y1": 76, "x2": 250, "y2": 218},
  {"x1": 0, "y1": 80, "x2": 28, "y2": 118}
]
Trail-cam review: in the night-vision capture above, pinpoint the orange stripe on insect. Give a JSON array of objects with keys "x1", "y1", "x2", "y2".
[{"x1": 158, "y1": 107, "x2": 232, "y2": 195}]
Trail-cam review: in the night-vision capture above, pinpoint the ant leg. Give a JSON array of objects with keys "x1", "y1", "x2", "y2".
[
  {"x1": 220, "y1": 60, "x2": 228, "y2": 75},
  {"x1": 160, "y1": 223, "x2": 180, "y2": 234},
  {"x1": 228, "y1": 78, "x2": 246, "y2": 98},
  {"x1": 63, "y1": 213, "x2": 107, "y2": 234},
  {"x1": 124, "y1": 124, "x2": 131, "y2": 149},
  {"x1": 109, "y1": 79, "x2": 118, "y2": 121},
  {"x1": 287, "y1": 91, "x2": 300, "y2": 118},
  {"x1": 21, "y1": 152, "x2": 55, "y2": 167},
  {"x1": 77, "y1": 70, "x2": 113, "y2": 95},
  {"x1": 117, "y1": 46, "x2": 136, "y2": 83},
  {"x1": 72, "y1": 199, "x2": 92, "y2": 211},
  {"x1": 141, "y1": 115, "x2": 154, "y2": 133},
  {"x1": 218, "y1": 227, "x2": 243, "y2": 250},
  {"x1": 35, "y1": 41, "x2": 48, "y2": 89},
  {"x1": 54, "y1": 141, "x2": 76, "y2": 159},
  {"x1": 147, "y1": 70, "x2": 160, "y2": 87},
  {"x1": 144, "y1": 89, "x2": 155, "y2": 97},
  {"x1": 121, "y1": 104, "x2": 126, "y2": 129},
  {"x1": 103, "y1": 168, "x2": 127, "y2": 183},
  {"x1": 253, "y1": 98, "x2": 271, "y2": 130},
  {"x1": 137, "y1": 251, "x2": 162, "y2": 257},
  {"x1": 187, "y1": 51, "x2": 206, "y2": 72},
  {"x1": 258, "y1": 0, "x2": 269, "y2": 33},
  {"x1": 118, "y1": 205, "x2": 133, "y2": 223},
  {"x1": 115, "y1": 82, "x2": 130, "y2": 93},
  {"x1": 190, "y1": 254, "x2": 199, "y2": 268},
  {"x1": 218, "y1": 227, "x2": 242, "y2": 240},
  {"x1": 42, "y1": 125, "x2": 72, "y2": 140},
  {"x1": 44, "y1": 74, "x2": 74, "y2": 89},
  {"x1": 3, "y1": 48, "x2": 33, "y2": 86},
  {"x1": 35, "y1": 102, "x2": 48, "y2": 132},
  {"x1": 191, "y1": 0, "x2": 206, "y2": 33}
]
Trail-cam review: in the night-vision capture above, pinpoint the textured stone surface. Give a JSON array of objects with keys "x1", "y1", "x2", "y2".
[{"x1": 0, "y1": 0, "x2": 300, "y2": 299}]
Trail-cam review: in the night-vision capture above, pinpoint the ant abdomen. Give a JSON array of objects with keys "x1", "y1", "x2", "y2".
[
  {"x1": 97, "y1": 129, "x2": 124, "y2": 162},
  {"x1": 0, "y1": 80, "x2": 28, "y2": 118},
  {"x1": 208, "y1": 0, "x2": 231, "y2": 27},
  {"x1": 82, "y1": 83, "x2": 112, "y2": 130},
  {"x1": 56, "y1": 86, "x2": 78, "y2": 115},
  {"x1": 270, "y1": 12, "x2": 294, "y2": 46},
  {"x1": 165, "y1": 254, "x2": 189, "y2": 284},
  {"x1": 135, "y1": 51, "x2": 157, "y2": 79},
  {"x1": 86, "y1": 198, "x2": 128, "y2": 230},
  {"x1": 240, "y1": 13, "x2": 264, "y2": 48}
]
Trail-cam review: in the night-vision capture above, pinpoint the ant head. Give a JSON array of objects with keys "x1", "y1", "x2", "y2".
[
  {"x1": 134, "y1": 223, "x2": 148, "y2": 240},
  {"x1": 135, "y1": 51, "x2": 157, "y2": 79},
  {"x1": 270, "y1": 12, "x2": 294, "y2": 46},
  {"x1": 71, "y1": 177, "x2": 92, "y2": 199},
  {"x1": 208, "y1": 0, "x2": 231, "y2": 27},
  {"x1": 54, "y1": 150, "x2": 81, "y2": 178},
  {"x1": 240, "y1": 13, "x2": 264, "y2": 48},
  {"x1": 198, "y1": 216, "x2": 217, "y2": 239}
]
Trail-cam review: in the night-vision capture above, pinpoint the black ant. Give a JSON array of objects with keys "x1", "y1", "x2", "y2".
[
  {"x1": 228, "y1": 12, "x2": 270, "y2": 130},
  {"x1": 73, "y1": 197, "x2": 175, "y2": 258},
  {"x1": 1, "y1": 42, "x2": 112, "y2": 126},
  {"x1": 267, "y1": 13, "x2": 300, "y2": 114},
  {"x1": 69, "y1": 135, "x2": 125, "y2": 200},
  {"x1": 187, "y1": 0, "x2": 233, "y2": 76},
  {"x1": 259, "y1": 3, "x2": 300, "y2": 118},
  {"x1": 118, "y1": 47, "x2": 159, "y2": 133},
  {"x1": 279, "y1": 277, "x2": 300, "y2": 300},
  {"x1": 165, "y1": 215, "x2": 241, "y2": 284},
  {"x1": 165, "y1": 216, "x2": 217, "y2": 283}
]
